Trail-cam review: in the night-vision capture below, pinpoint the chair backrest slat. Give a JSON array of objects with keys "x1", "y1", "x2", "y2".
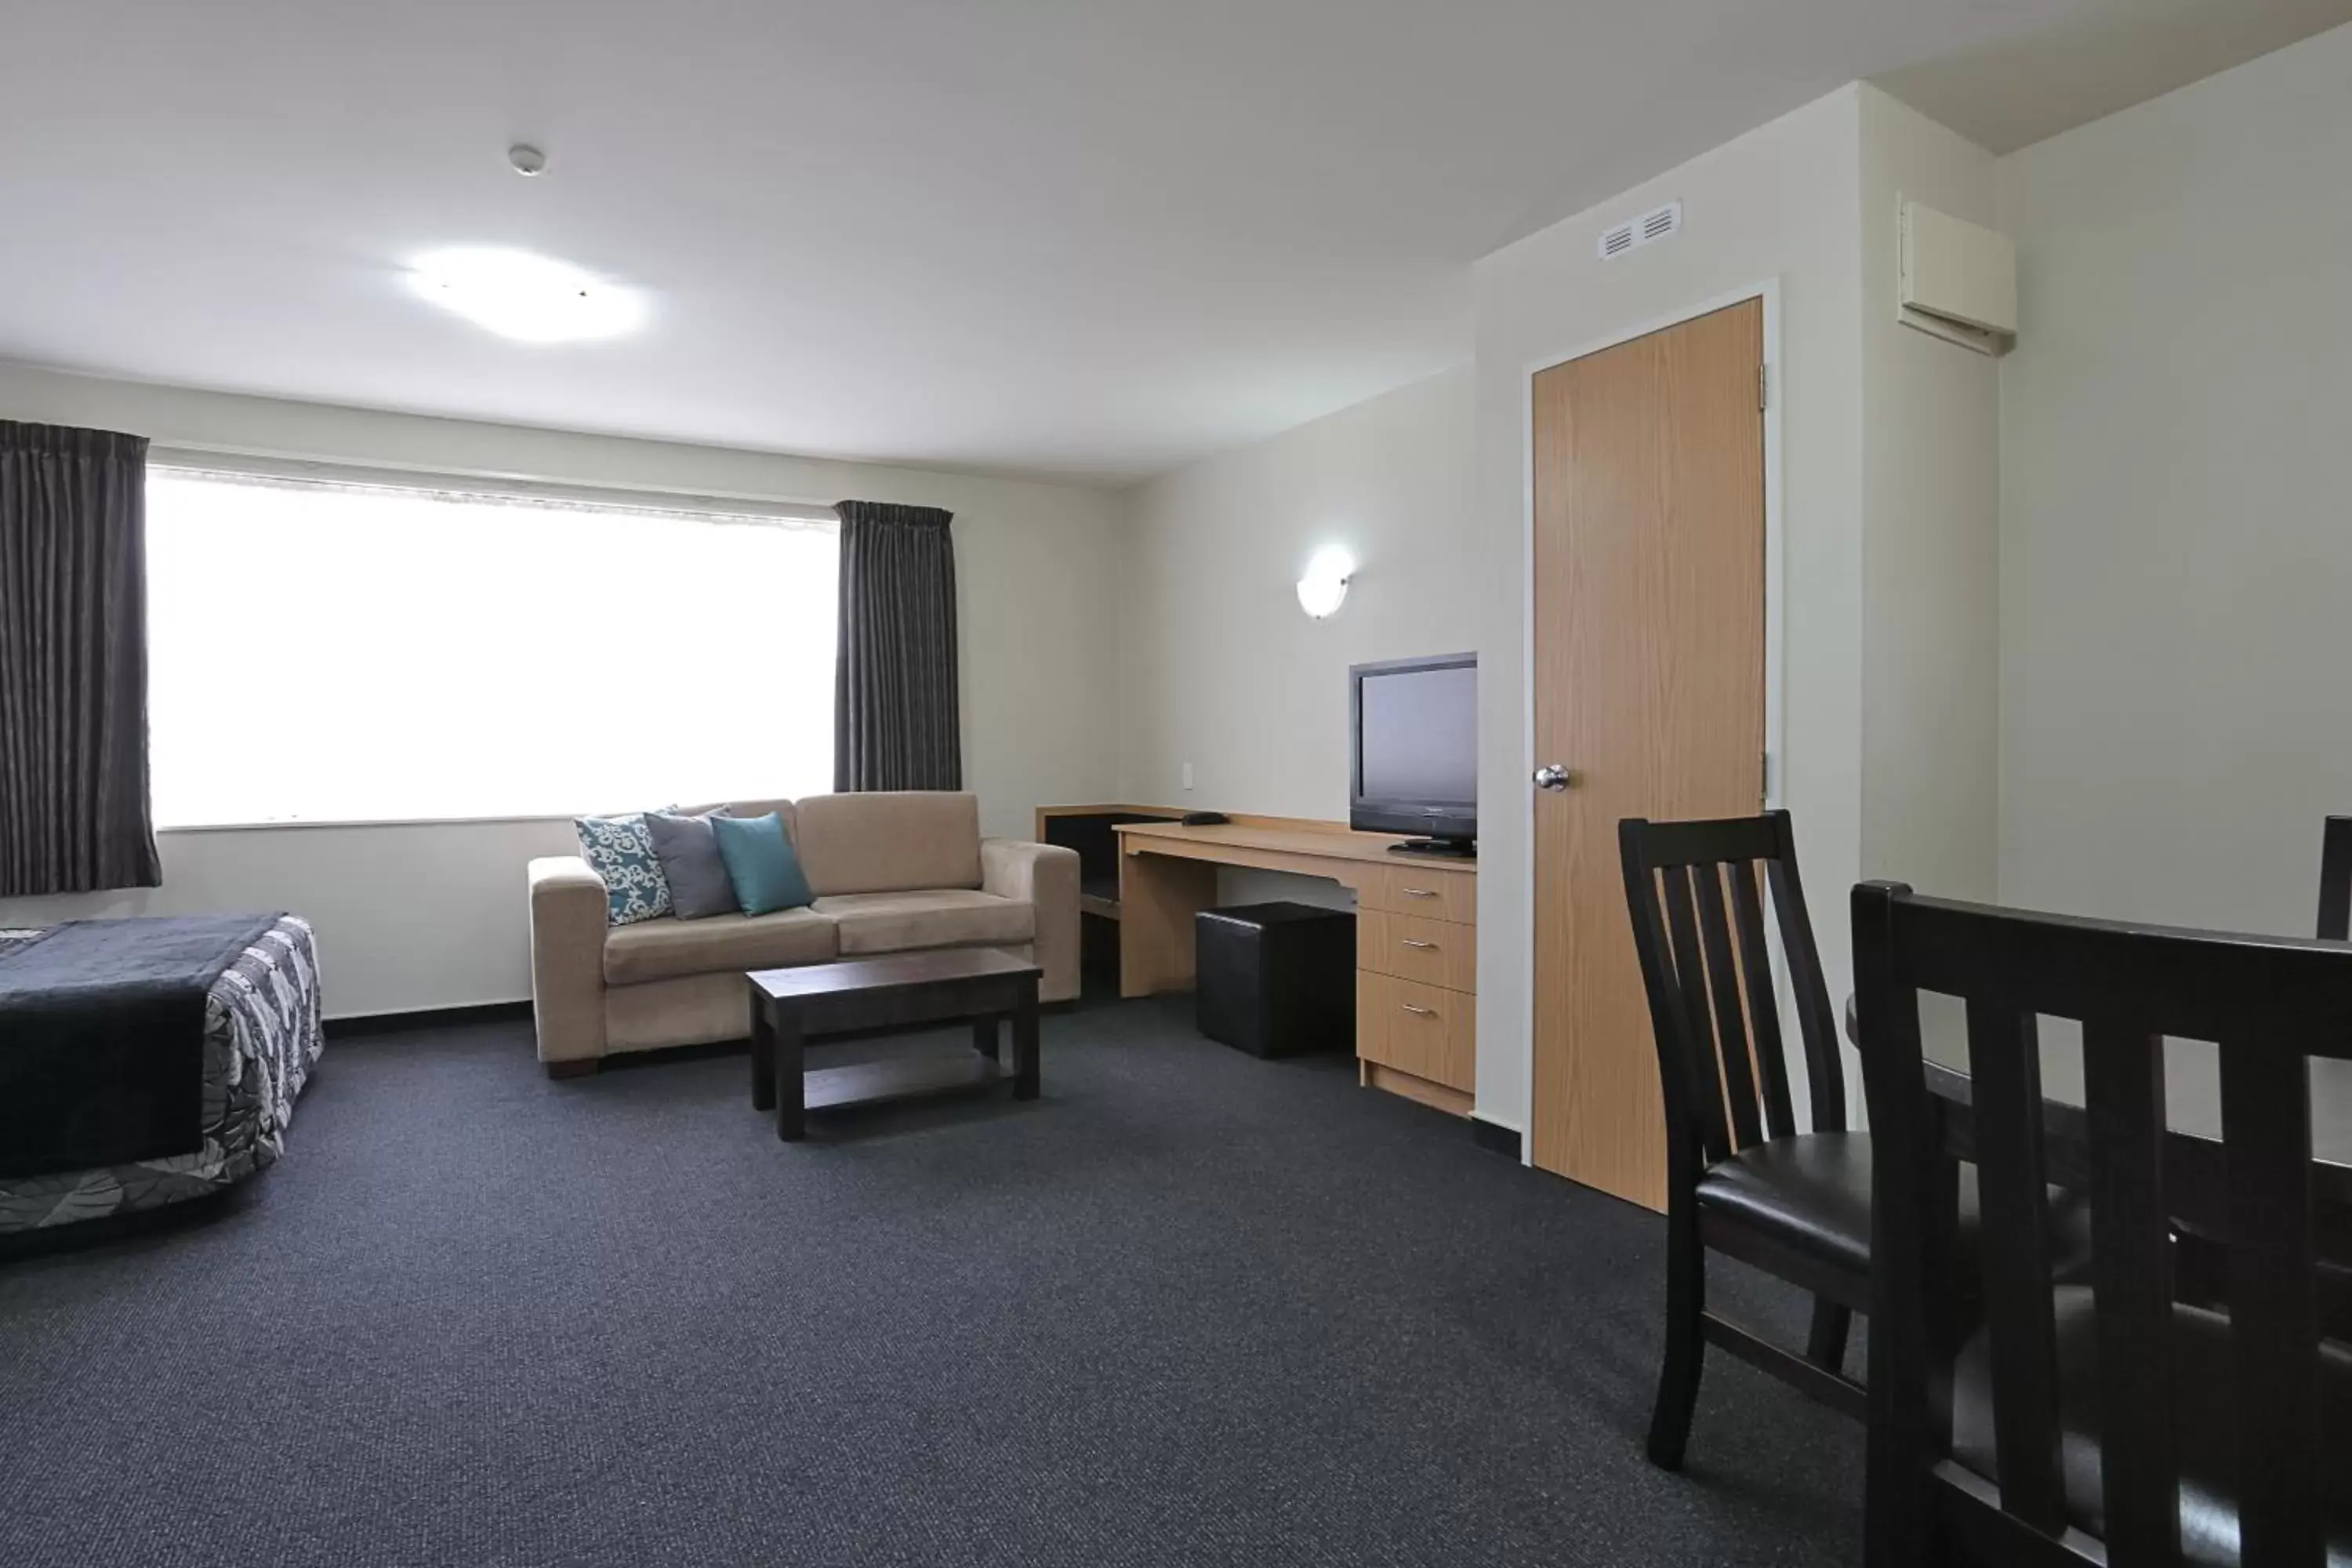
[
  {"x1": 1960, "y1": 1000, "x2": 2068, "y2": 1536},
  {"x1": 2318, "y1": 815, "x2": 2352, "y2": 942},
  {"x1": 1726, "y1": 859, "x2": 1798, "y2": 1139},
  {"x1": 1765, "y1": 844, "x2": 1846, "y2": 1131},
  {"x1": 1658, "y1": 863, "x2": 1734, "y2": 1164},
  {"x1": 1692, "y1": 865, "x2": 1766, "y2": 1150},
  {"x1": 2218, "y1": 1042, "x2": 2325, "y2": 1568},
  {"x1": 2079, "y1": 1021, "x2": 2181, "y2": 1566},
  {"x1": 1619, "y1": 811, "x2": 1846, "y2": 1183}
]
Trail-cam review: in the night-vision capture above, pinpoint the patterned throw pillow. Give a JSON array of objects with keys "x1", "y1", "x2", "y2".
[{"x1": 575, "y1": 814, "x2": 673, "y2": 926}]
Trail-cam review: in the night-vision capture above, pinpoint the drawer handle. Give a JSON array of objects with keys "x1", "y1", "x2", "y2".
[
  {"x1": 1401, "y1": 1003, "x2": 1438, "y2": 1018},
  {"x1": 1403, "y1": 887, "x2": 1440, "y2": 899},
  {"x1": 1401, "y1": 939, "x2": 1438, "y2": 950}
]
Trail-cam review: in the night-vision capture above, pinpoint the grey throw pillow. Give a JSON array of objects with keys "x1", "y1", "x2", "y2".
[{"x1": 644, "y1": 809, "x2": 739, "y2": 920}]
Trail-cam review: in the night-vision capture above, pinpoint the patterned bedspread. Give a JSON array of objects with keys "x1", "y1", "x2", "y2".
[{"x1": 0, "y1": 915, "x2": 324, "y2": 1232}]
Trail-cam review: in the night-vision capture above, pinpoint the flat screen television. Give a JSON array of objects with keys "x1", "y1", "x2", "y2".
[{"x1": 1349, "y1": 653, "x2": 1477, "y2": 858}]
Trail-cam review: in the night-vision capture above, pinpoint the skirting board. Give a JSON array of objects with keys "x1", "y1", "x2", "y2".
[
  {"x1": 323, "y1": 996, "x2": 1080, "y2": 1044},
  {"x1": 1469, "y1": 1116, "x2": 1523, "y2": 1161}
]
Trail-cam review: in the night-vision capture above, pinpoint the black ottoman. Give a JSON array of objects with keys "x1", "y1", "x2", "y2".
[{"x1": 1194, "y1": 902, "x2": 1356, "y2": 1058}]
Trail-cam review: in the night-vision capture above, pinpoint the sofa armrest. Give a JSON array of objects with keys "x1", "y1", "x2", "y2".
[
  {"x1": 528, "y1": 855, "x2": 609, "y2": 1067},
  {"x1": 982, "y1": 839, "x2": 1081, "y2": 1005}
]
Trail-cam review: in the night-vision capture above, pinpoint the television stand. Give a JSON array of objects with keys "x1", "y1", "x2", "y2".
[{"x1": 1388, "y1": 838, "x2": 1476, "y2": 861}]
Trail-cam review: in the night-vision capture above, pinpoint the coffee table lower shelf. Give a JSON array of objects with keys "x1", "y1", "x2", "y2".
[{"x1": 801, "y1": 1054, "x2": 1012, "y2": 1112}]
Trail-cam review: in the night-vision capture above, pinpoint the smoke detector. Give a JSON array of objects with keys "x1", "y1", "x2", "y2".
[{"x1": 508, "y1": 145, "x2": 547, "y2": 177}]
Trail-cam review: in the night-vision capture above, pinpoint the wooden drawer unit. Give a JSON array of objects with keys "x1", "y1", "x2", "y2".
[
  {"x1": 1357, "y1": 910, "x2": 1476, "y2": 993},
  {"x1": 1356, "y1": 971, "x2": 1476, "y2": 1092},
  {"x1": 1354, "y1": 862, "x2": 1477, "y2": 1116},
  {"x1": 1363, "y1": 864, "x2": 1476, "y2": 924}
]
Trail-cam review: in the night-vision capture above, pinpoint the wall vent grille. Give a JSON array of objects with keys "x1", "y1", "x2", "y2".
[{"x1": 1599, "y1": 200, "x2": 1682, "y2": 260}]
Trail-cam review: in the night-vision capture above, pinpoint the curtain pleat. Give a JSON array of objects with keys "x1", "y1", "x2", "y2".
[
  {"x1": 0, "y1": 421, "x2": 161, "y2": 896},
  {"x1": 833, "y1": 501, "x2": 961, "y2": 792}
]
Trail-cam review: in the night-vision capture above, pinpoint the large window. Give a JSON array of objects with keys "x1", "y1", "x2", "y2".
[{"x1": 145, "y1": 466, "x2": 839, "y2": 826}]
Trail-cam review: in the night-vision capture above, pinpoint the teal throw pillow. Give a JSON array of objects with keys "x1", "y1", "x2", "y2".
[
  {"x1": 575, "y1": 813, "x2": 673, "y2": 926},
  {"x1": 712, "y1": 812, "x2": 814, "y2": 916}
]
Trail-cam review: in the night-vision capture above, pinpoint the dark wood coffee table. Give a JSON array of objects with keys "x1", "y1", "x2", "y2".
[{"x1": 746, "y1": 949, "x2": 1042, "y2": 1142}]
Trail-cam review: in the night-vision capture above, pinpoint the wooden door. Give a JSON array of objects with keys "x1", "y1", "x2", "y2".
[{"x1": 1530, "y1": 299, "x2": 1766, "y2": 1210}]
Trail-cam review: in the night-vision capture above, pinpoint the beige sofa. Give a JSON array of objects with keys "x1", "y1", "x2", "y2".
[{"x1": 526, "y1": 792, "x2": 1079, "y2": 1075}]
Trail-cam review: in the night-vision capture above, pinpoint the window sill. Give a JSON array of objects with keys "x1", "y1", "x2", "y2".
[{"x1": 157, "y1": 813, "x2": 588, "y2": 834}]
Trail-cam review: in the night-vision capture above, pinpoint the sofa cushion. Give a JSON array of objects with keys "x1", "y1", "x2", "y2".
[
  {"x1": 793, "y1": 793, "x2": 982, "y2": 896},
  {"x1": 810, "y1": 890, "x2": 1033, "y2": 956},
  {"x1": 712, "y1": 811, "x2": 815, "y2": 916},
  {"x1": 644, "y1": 808, "x2": 737, "y2": 920},
  {"x1": 603, "y1": 907, "x2": 837, "y2": 986},
  {"x1": 574, "y1": 813, "x2": 671, "y2": 926}
]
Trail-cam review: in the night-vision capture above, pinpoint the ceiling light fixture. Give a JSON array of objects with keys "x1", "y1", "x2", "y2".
[{"x1": 406, "y1": 247, "x2": 644, "y2": 343}]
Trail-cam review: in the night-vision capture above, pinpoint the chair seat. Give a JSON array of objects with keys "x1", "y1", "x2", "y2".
[
  {"x1": 1951, "y1": 1287, "x2": 2352, "y2": 1566},
  {"x1": 1696, "y1": 1133, "x2": 2093, "y2": 1286},
  {"x1": 1694, "y1": 1132, "x2": 1880, "y2": 1280}
]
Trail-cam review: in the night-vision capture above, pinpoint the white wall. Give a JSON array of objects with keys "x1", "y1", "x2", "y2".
[
  {"x1": 0, "y1": 363, "x2": 1126, "y2": 1016},
  {"x1": 1472, "y1": 88, "x2": 1869, "y2": 1133},
  {"x1": 1117, "y1": 364, "x2": 1481, "y2": 913},
  {"x1": 1118, "y1": 365, "x2": 1481, "y2": 815},
  {"x1": 1994, "y1": 20, "x2": 2352, "y2": 937},
  {"x1": 1857, "y1": 86, "x2": 2002, "y2": 901}
]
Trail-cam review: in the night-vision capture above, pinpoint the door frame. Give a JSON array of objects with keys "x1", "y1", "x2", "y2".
[{"x1": 1515, "y1": 280, "x2": 1786, "y2": 1169}]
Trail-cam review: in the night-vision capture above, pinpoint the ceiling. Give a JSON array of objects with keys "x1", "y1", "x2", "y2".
[
  {"x1": 3, "y1": 1, "x2": 2345, "y2": 484},
  {"x1": 1876, "y1": 0, "x2": 2352, "y2": 151}
]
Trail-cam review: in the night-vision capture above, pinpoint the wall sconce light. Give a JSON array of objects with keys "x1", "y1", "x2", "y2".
[{"x1": 1296, "y1": 546, "x2": 1353, "y2": 619}]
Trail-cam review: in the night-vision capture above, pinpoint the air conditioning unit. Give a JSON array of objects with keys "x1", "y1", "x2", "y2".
[{"x1": 1898, "y1": 198, "x2": 2016, "y2": 355}]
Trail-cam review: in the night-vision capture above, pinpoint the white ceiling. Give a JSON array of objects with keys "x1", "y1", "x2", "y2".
[
  {"x1": 1877, "y1": 0, "x2": 2352, "y2": 151},
  {"x1": 2, "y1": 0, "x2": 2344, "y2": 483}
]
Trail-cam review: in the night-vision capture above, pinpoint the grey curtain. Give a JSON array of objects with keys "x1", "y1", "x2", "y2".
[
  {"x1": 0, "y1": 422, "x2": 161, "y2": 897},
  {"x1": 833, "y1": 500, "x2": 961, "y2": 792}
]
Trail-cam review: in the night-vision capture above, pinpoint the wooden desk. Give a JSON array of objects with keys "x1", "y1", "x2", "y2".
[{"x1": 1116, "y1": 818, "x2": 1479, "y2": 1117}]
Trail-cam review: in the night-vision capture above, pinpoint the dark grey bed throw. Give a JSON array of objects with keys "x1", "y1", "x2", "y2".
[{"x1": 0, "y1": 912, "x2": 283, "y2": 1179}]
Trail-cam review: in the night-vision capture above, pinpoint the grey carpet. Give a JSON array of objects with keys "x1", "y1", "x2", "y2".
[{"x1": 0, "y1": 994, "x2": 1862, "y2": 1566}]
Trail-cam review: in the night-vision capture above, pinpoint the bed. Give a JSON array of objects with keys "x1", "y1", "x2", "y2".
[{"x1": 0, "y1": 914, "x2": 324, "y2": 1233}]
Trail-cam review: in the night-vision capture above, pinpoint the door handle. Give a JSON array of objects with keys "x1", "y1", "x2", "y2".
[
  {"x1": 1533, "y1": 764, "x2": 1572, "y2": 791},
  {"x1": 1401, "y1": 939, "x2": 1437, "y2": 950},
  {"x1": 1401, "y1": 1004, "x2": 1437, "y2": 1018},
  {"x1": 1402, "y1": 887, "x2": 1440, "y2": 899}
]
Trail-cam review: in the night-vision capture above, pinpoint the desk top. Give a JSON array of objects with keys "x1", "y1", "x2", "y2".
[{"x1": 1115, "y1": 818, "x2": 1478, "y2": 872}]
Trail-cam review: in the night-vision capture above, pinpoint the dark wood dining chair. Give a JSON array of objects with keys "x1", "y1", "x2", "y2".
[
  {"x1": 2318, "y1": 815, "x2": 2352, "y2": 941},
  {"x1": 2309, "y1": 815, "x2": 2352, "y2": 1341},
  {"x1": 1853, "y1": 882, "x2": 2352, "y2": 1567},
  {"x1": 1620, "y1": 810, "x2": 1860, "y2": 1470}
]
